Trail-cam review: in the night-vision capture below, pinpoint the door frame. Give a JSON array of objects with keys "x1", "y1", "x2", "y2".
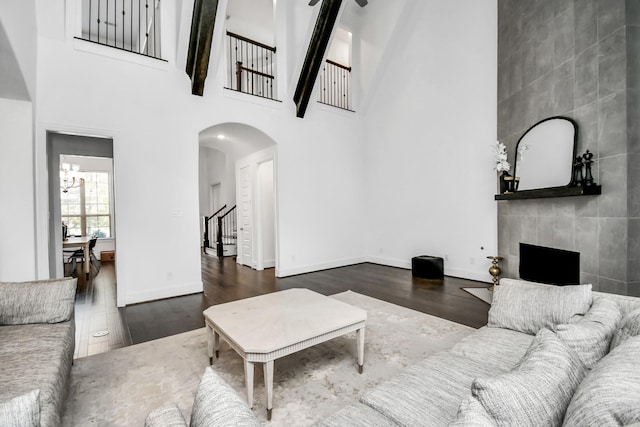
[{"x1": 235, "y1": 146, "x2": 277, "y2": 271}]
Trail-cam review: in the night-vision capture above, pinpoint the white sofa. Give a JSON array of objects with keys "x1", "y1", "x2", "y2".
[{"x1": 146, "y1": 278, "x2": 640, "y2": 426}]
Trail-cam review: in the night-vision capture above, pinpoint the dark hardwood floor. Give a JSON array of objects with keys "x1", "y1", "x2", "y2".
[
  {"x1": 121, "y1": 255, "x2": 491, "y2": 345},
  {"x1": 74, "y1": 255, "x2": 491, "y2": 357}
]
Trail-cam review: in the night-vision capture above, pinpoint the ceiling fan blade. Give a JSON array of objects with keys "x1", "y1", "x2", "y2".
[
  {"x1": 308, "y1": 0, "x2": 321, "y2": 5},
  {"x1": 354, "y1": 0, "x2": 368, "y2": 6}
]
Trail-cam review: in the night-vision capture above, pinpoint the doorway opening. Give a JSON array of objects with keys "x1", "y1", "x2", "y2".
[{"x1": 198, "y1": 123, "x2": 277, "y2": 271}]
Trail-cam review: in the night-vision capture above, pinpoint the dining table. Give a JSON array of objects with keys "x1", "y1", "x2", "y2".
[{"x1": 63, "y1": 236, "x2": 91, "y2": 278}]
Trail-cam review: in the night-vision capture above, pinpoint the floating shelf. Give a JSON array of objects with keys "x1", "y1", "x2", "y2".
[{"x1": 495, "y1": 185, "x2": 602, "y2": 200}]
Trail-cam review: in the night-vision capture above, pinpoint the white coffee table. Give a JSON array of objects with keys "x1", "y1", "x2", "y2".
[{"x1": 203, "y1": 288, "x2": 367, "y2": 420}]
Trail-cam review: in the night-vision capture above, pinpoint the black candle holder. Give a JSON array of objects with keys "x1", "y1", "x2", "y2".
[{"x1": 583, "y1": 150, "x2": 594, "y2": 186}]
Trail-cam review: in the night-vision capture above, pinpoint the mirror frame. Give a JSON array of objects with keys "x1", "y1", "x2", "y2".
[{"x1": 512, "y1": 116, "x2": 578, "y2": 191}]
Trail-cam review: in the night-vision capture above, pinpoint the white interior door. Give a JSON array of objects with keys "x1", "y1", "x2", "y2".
[{"x1": 239, "y1": 165, "x2": 253, "y2": 267}]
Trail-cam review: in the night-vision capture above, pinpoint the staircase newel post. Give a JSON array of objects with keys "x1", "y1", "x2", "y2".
[
  {"x1": 236, "y1": 61, "x2": 243, "y2": 92},
  {"x1": 203, "y1": 216, "x2": 209, "y2": 253},
  {"x1": 216, "y1": 216, "x2": 224, "y2": 257}
]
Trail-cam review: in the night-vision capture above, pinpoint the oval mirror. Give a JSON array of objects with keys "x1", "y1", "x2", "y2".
[{"x1": 513, "y1": 116, "x2": 577, "y2": 191}]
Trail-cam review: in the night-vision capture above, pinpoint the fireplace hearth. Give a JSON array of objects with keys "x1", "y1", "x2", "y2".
[{"x1": 519, "y1": 243, "x2": 580, "y2": 286}]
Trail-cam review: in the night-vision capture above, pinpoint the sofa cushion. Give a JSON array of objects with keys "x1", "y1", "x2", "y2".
[
  {"x1": 609, "y1": 307, "x2": 640, "y2": 351},
  {"x1": 450, "y1": 326, "x2": 534, "y2": 370},
  {"x1": 563, "y1": 335, "x2": 640, "y2": 426},
  {"x1": 0, "y1": 323, "x2": 74, "y2": 427},
  {"x1": 315, "y1": 402, "x2": 399, "y2": 427},
  {"x1": 0, "y1": 390, "x2": 40, "y2": 427},
  {"x1": 449, "y1": 397, "x2": 493, "y2": 427},
  {"x1": 145, "y1": 404, "x2": 187, "y2": 427},
  {"x1": 359, "y1": 350, "x2": 506, "y2": 426},
  {"x1": 552, "y1": 297, "x2": 621, "y2": 369},
  {"x1": 189, "y1": 367, "x2": 259, "y2": 427},
  {"x1": 488, "y1": 279, "x2": 592, "y2": 335},
  {"x1": 0, "y1": 278, "x2": 77, "y2": 325},
  {"x1": 456, "y1": 329, "x2": 587, "y2": 427}
]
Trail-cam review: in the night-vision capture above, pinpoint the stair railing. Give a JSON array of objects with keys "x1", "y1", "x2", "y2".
[
  {"x1": 203, "y1": 205, "x2": 227, "y2": 253},
  {"x1": 216, "y1": 205, "x2": 237, "y2": 257},
  {"x1": 318, "y1": 59, "x2": 352, "y2": 111},
  {"x1": 226, "y1": 31, "x2": 277, "y2": 100}
]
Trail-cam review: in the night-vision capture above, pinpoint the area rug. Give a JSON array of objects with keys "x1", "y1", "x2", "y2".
[
  {"x1": 463, "y1": 287, "x2": 493, "y2": 304},
  {"x1": 62, "y1": 291, "x2": 475, "y2": 426}
]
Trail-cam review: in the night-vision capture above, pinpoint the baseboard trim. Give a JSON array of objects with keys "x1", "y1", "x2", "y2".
[
  {"x1": 276, "y1": 256, "x2": 368, "y2": 278},
  {"x1": 366, "y1": 256, "x2": 491, "y2": 283},
  {"x1": 125, "y1": 281, "x2": 203, "y2": 305}
]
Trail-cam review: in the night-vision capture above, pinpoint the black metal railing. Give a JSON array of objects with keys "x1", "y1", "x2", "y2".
[
  {"x1": 216, "y1": 206, "x2": 237, "y2": 257},
  {"x1": 203, "y1": 205, "x2": 227, "y2": 252},
  {"x1": 319, "y1": 59, "x2": 352, "y2": 110},
  {"x1": 78, "y1": 0, "x2": 162, "y2": 59},
  {"x1": 226, "y1": 31, "x2": 277, "y2": 100}
]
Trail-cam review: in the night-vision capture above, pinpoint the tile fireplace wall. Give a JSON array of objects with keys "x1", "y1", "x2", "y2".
[{"x1": 497, "y1": 0, "x2": 640, "y2": 296}]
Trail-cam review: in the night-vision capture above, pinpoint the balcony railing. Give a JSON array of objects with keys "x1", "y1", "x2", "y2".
[
  {"x1": 226, "y1": 31, "x2": 277, "y2": 100},
  {"x1": 78, "y1": 0, "x2": 163, "y2": 60},
  {"x1": 318, "y1": 59, "x2": 352, "y2": 111}
]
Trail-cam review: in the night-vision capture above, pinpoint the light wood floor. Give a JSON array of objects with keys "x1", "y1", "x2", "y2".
[{"x1": 73, "y1": 255, "x2": 491, "y2": 358}]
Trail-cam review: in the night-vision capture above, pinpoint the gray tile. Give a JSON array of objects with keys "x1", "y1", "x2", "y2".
[
  {"x1": 628, "y1": 219, "x2": 640, "y2": 281},
  {"x1": 573, "y1": 102, "x2": 598, "y2": 154},
  {"x1": 537, "y1": 215, "x2": 555, "y2": 246},
  {"x1": 535, "y1": 19, "x2": 556, "y2": 78},
  {"x1": 522, "y1": 34, "x2": 538, "y2": 86},
  {"x1": 627, "y1": 282, "x2": 640, "y2": 297},
  {"x1": 575, "y1": 195, "x2": 599, "y2": 217},
  {"x1": 553, "y1": 200, "x2": 576, "y2": 217},
  {"x1": 574, "y1": 45, "x2": 599, "y2": 108},
  {"x1": 628, "y1": 89, "x2": 640, "y2": 153},
  {"x1": 554, "y1": 6, "x2": 575, "y2": 66},
  {"x1": 597, "y1": 0, "x2": 626, "y2": 40},
  {"x1": 553, "y1": 216, "x2": 575, "y2": 250},
  {"x1": 523, "y1": 73, "x2": 554, "y2": 126},
  {"x1": 598, "y1": 93, "x2": 627, "y2": 158},
  {"x1": 522, "y1": 216, "x2": 538, "y2": 244},
  {"x1": 574, "y1": 0, "x2": 598, "y2": 54},
  {"x1": 556, "y1": 0, "x2": 574, "y2": 14},
  {"x1": 580, "y1": 272, "x2": 599, "y2": 287},
  {"x1": 598, "y1": 217, "x2": 628, "y2": 281},
  {"x1": 554, "y1": 59, "x2": 575, "y2": 114},
  {"x1": 497, "y1": 201, "x2": 510, "y2": 217},
  {"x1": 536, "y1": 199, "x2": 557, "y2": 217},
  {"x1": 628, "y1": 153, "x2": 640, "y2": 217},
  {"x1": 628, "y1": 0, "x2": 640, "y2": 26},
  {"x1": 628, "y1": 27, "x2": 640, "y2": 91},
  {"x1": 509, "y1": 48, "x2": 524, "y2": 98},
  {"x1": 598, "y1": 29, "x2": 627, "y2": 99},
  {"x1": 598, "y1": 277, "x2": 628, "y2": 295},
  {"x1": 576, "y1": 217, "x2": 599, "y2": 274},
  {"x1": 598, "y1": 154, "x2": 628, "y2": 217},
  {"x1": 509, "y1": 217, "x2": 523, "y2": 256}
]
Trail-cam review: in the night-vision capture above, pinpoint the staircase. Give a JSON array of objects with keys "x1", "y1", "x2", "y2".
[{"x1": 203, "y1": 205, "x2": 237, "y2": 257}]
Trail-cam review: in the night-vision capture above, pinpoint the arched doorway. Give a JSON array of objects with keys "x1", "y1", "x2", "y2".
[{"x1": 198, "y1": 123, "x2": 277, "y2": 271}]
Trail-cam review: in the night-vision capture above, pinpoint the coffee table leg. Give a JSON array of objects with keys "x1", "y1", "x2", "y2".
[
  {"x1": 244, "y1": 360, "x2": 254, "y2": 409},
  {"x1": 206, "y1": 325, "x2": 213, "y2": 365},
  {"x1": 357, "y1": 326, "x2": 365, "y2": 374},
  {"x1": 264, "y1": 360, "x2": 274, "y2": 420}
]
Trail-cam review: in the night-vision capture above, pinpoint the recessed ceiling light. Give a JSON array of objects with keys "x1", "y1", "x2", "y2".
[{"x1": 217, "y1": 134, "x2": 225, "y2": 140}]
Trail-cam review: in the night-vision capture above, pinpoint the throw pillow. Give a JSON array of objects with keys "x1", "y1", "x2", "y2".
[
  {"x1": 563, "y1": 335, "x2": 640, "y2": 426},
  {"x1": 488, "y1": 280, "x2": 592, "y2": 335},
  {"x1": 0, "y1": 390, "x2": 40, "y2": 427},
  {"x1": 609, "y1": 307, "x2": 640, "y2": 351},
  {"x1": 189, "y1": 367, "x2": 259, "y2": 427},
  {"x1": 462, "y1": 329, "x2": 587, "y2": 427},
  {"x1": 0, "y1": 279, "x2": 77, "y2": 325},
  {"x1": 553, "y1": 297, "x2": 621, "y2": 369}
]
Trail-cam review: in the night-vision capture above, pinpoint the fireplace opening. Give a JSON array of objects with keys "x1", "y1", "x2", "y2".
[{"x1": 519, "y1": 243, "x2": 580, "y2": 286}]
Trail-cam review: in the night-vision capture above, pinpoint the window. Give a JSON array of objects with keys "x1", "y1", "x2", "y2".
[{"x1": 61, "y1": 171, "x2": 112, "y2": 238}]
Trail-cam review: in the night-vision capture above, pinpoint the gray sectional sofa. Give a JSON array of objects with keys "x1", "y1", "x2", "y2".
[
  {"x1": 0, "y1": 278, "x2": 77, "y2": 427},
  {"x1": 147, "y1": 278, "x2": 640, "y2": 426}
]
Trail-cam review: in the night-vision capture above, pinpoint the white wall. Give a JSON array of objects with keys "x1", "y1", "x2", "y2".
[
  {"x1": 0, "y1": 0, "x2": 37, "y2": 100},
  {"x1": 4, "y1": 0, "x2": 500, "y2": 304},
  {"x1": 363, "y1": 0, "x2": 498, "y2": 282},
  {"x1": 0, "y1": 98, "x2": 36, "y2": 281},
  {"x1": 29, "y1": 0, "x2": 366, "y2": 305}
]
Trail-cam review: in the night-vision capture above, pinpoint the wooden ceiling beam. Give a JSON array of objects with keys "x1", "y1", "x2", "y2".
[
  {"x1": 294, "y1": 0, "x2": 343, "y2": 118},
  {"x1": 186, "y1": 0, "x2": 219, "y2": 96}
]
